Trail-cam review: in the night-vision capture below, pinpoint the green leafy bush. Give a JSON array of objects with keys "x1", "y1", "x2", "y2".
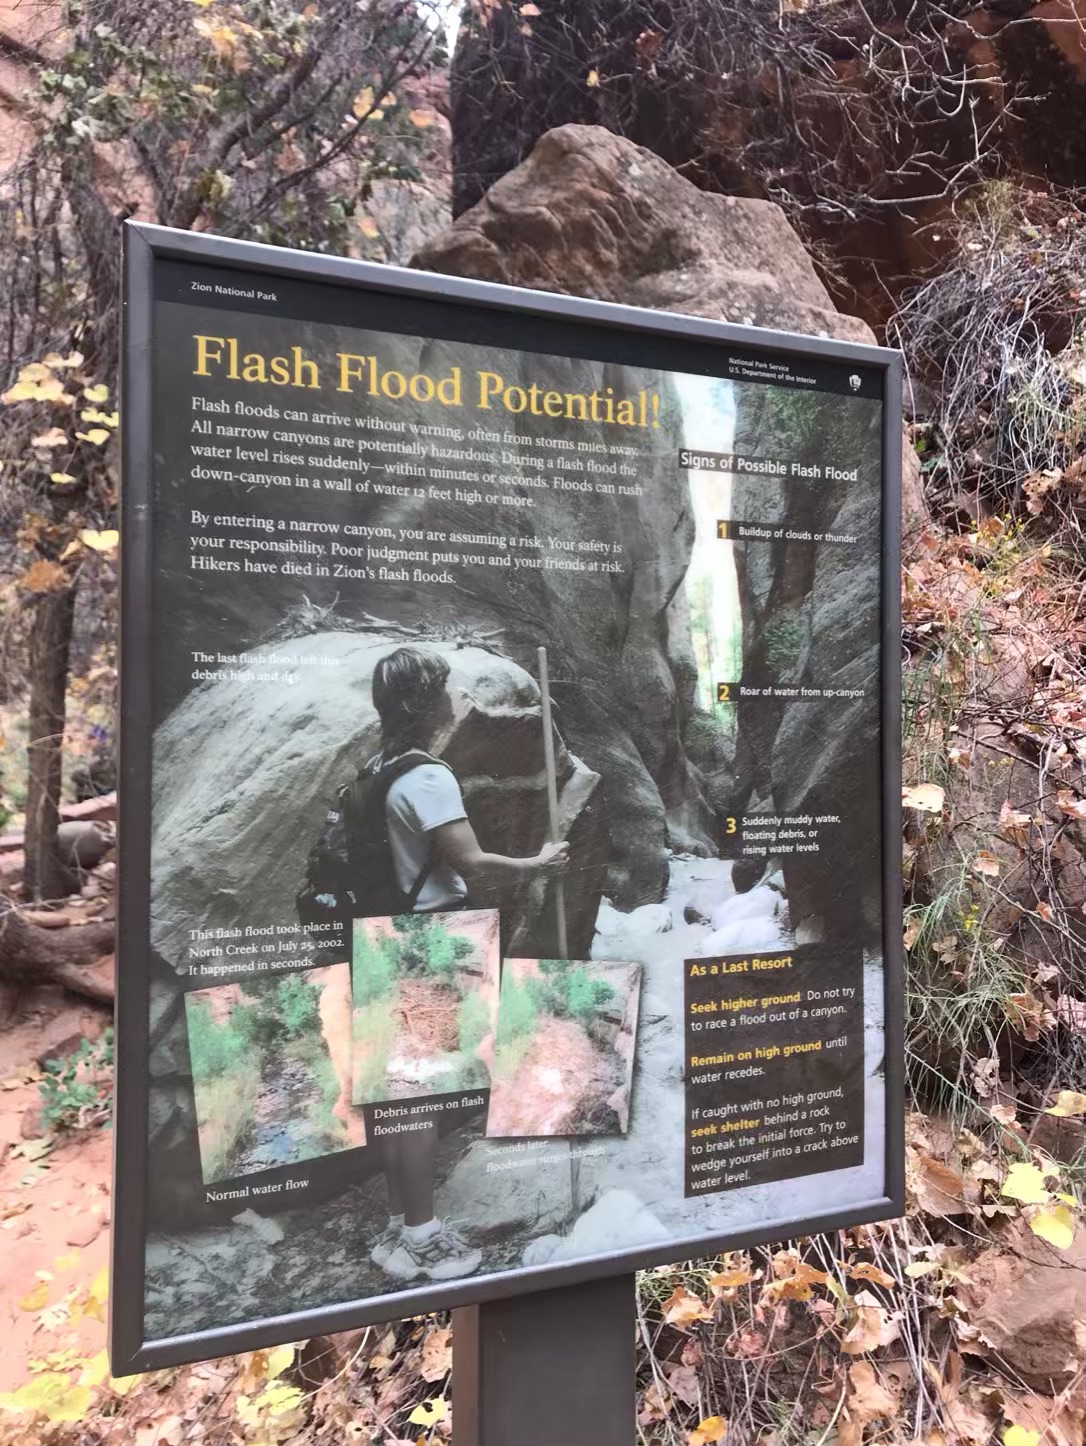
[
  {"x1": 38, "y1": 1029, "x2": 114, "y2": 1132},
  {"x1": 457, "y1": 991, "x2": 490, "y2": 1054},
  {"x1": 277, "y1": 974, "x2": 320, "y2": 1038},
  {"x1": 393, "y1": 914, "x2": 474, "y2": 983},
  {"x1": 496, "y1": 973, "x2": 538, "y2": 1046},
  {"x1": 537, "y1": 960, "x2": 615, "y2": 1025},
  {"x1": 353, "y1": 929, "x2": 397, "y2": 1005},
  {"x1": 186, "y1": 997, "x2": 252, "y2": 1080}
]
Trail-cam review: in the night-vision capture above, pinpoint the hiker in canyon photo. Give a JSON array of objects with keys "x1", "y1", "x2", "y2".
[
  {"x1": 368, "y1": 645, "x2": 570, "y2": 915},
  {"x1": 364, "y1": 645, "x2": 569, "y2": 1282}
]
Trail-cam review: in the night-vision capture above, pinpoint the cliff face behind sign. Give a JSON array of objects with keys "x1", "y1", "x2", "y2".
[
  {"x1": 447, "y1": 4, "x2": 1086, "y2": 326},
  {"x1": 413, "y1": 124, "x2": 911, "y2": 937},
  {"x1": 727, "y1": 387, "x2": 885, "y2": 946},
  {"x1": 154, "y1": 123, "x2": 908, "y2": 931}
]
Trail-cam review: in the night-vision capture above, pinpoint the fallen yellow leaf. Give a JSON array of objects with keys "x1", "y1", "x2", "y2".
[
  {"x1": 78, "y1": 1350, "x2": 111, "y2": 1388},
  {"x1": 79, "y1": 529, "x2": 119, "y2": 552},
  {"x1": 1000, "y1": 1161, "x2": 1051, "y2": 1205},
  {"x1": 902, "y1": 783, "x2": 944, "y2": 812},
  {"x1": 352, "y1": 85, "x2": 379, "y2": 119},
  {"x1": 1044, "y1": 1089, "x2": 1086, "y2": 1117},
  {"x1": 2, "y1": 381, "x2": 40, "y2": 403},
  {"x1": 419, "y1": 1325, "x2": 452, "y2": 1382},
  {"x1": 408, "y1": 1397, "x2": 449, "y2": 1428},
  {"x1": 1002, "y1": 1426, "x2": 1041, "y2": 1446},
  {"x1": 707, "y1": 1266, "x2": 753, "y2": 1293},
  {"x1": 32, "y1": 428, "x2": 68, "y2": 448},
  {"x1": 840, "y1": 1292, "x2": 901, "y2": 1354},
  {"x1": 264, "y1": 1343, "x2": 295, "y2": 1379},
  {"x1": 0, "y1": 1374, "x2": 91, "y2": 1422},
  {"x1": 846, "y1": 1260, "x2": 895, "y2": 1289},
  {"x1": 76, "y1": 1265, "x2": 109, "y2": 1323},
  {"x1": 689, "y1": 1416, "x2": 727, "y2": 1445},
  {"x1": 662, "y1": 1285, "x2": 713, "y2": 1328},
  {"x1": 18, "y1": 1280, "x2": 49, "y2": 1311},
  {"x1": 1028, "y1": 1204, "x2": 1075, "y2": 1250}
]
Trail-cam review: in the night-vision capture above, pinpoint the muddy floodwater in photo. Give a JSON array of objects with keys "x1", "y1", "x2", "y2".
[
  {"x1": 185, "y1": 964, "x2": 356, "y2": 1184},
  {"x1": 488, "y1": 958, "x2": 642, "y2": 1138},
  {"x1": 351, "y1": 909, "x2": 500, "y2": 1105}
]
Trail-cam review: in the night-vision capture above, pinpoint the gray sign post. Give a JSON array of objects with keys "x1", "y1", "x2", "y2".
[{"x1": 453, "y1": 1276, "x2": 636, "y2": 1446}]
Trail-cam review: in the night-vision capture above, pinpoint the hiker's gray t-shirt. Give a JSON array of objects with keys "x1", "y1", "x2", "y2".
[{"x1": 384, "y1": 761, "x2": 468, "y2": 912}]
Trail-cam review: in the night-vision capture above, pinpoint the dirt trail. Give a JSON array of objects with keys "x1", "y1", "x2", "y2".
[
  {"x1": 488, "y1": 1016, "x2": 622, "y2": 1137},
  {"x1": 0, "y1": 987, "x2": 112, "y2": 1393}
]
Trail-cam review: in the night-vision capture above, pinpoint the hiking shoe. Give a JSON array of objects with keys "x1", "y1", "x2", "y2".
[
  {"x1": 381, "y1": 1222, "x2": 482, "y2": 1282},
  {"x1": 370, "y1": 1222, "x2": 402, "y2": 1270}
]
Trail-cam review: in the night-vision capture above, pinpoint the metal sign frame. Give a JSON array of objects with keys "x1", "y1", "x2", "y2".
[{"x1": 112, "y1": 221, "x2": 904, "y2": 1375}]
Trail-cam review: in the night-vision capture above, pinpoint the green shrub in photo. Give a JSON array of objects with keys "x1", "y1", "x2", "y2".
[
  {"x1": 392, "y1": 913, "x2": 473, "y2": 983},
  {"x1": 496, "y1": 971, "x2": 538, "y2": 1046},
  {"x1": 187, "y1": 995, "x2": 250, "y2": 1080},
  {"x1": 187, "y1": 971, "x2": 351, "y2": 1183},
  {"x1": 186, "y1": 995, "x2": 263, "y2": 1182},
  {"x1": 458, "y1": 990, "x2": 490, "y2": 1055},
  {"x1": 277, "y1": 973, "x2": 321, "y2": 1038},
  {"x1": 352, "y1": 913, "x2": 498, "y2": 1104},
  {"x1": 352, "y1": 928, "x2": 397, "y2": 1005},
  {"x1": 537, "y1": 959, "x2": 615, "y2": 1026}
]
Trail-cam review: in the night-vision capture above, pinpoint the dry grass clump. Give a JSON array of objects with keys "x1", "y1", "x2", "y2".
[{"x1": 890, "y1": 185, "x2": 1086, "y2": 529}]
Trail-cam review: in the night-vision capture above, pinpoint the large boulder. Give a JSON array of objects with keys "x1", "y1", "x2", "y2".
[
  {"x1": 960, "y1": 1219, "x2": 1086, "y2": 1392},
  {"x1": 412, "y1": 123, "x2": 923, "y2": 907},
  {"x1": 417, "y1": 123, "x2": 872, "y2": 343},
  {"x1": 151, "y1": 634, "x2": 606, "y2": 969},
  {"x1": 417, "y1": 121, "x2": 926, "y2": 544}
]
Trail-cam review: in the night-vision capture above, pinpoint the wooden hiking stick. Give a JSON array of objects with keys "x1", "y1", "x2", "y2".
[
  {"x1": 537, "y1": 648, "x2": 581, "y2": 1217},
  {"x1": 537, "y1": 645, "x2": 569, "y2": 961}
]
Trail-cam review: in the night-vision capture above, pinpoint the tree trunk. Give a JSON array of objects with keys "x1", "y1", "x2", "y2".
[
  {"x1": 23, "y1": 583, "x2": 77, "y2": 902},
  {"x1": 0, "y1": 903, "x2": 114, "y2": 1000}
]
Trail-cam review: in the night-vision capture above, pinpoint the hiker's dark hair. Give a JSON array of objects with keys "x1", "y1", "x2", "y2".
[{"x1": 372, "y1": 647, "x2": 451, "y2": 757}]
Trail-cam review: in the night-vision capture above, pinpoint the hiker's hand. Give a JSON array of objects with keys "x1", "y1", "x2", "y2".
[{"x1": 535, "y1": 841, "x2": 570, "y2": 875}]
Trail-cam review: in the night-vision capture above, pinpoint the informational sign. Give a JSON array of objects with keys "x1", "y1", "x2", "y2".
[{"x1": 111, "y1": 223, "x2": 904, "y2": 1374}]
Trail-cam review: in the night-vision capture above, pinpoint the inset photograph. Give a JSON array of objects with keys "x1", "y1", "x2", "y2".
[
  {"x1": 185, "y1": 963, "x2": 356, "y2": 1184},
  {"x1": 487, "y1": 958, "x2": 641, "y2": 1138},
  {"x1": 351, "y1": 908, "x2": 500, "y2": 1105}
]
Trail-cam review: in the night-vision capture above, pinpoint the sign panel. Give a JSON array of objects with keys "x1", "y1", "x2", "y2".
[{"x1": 112, "y1": 223, "x2": 903, "y2": 1373}]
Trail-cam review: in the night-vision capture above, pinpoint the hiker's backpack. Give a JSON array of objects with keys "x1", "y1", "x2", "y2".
[{"x1": 296, "y1": 752, "x2": 451, "y2": 945}]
